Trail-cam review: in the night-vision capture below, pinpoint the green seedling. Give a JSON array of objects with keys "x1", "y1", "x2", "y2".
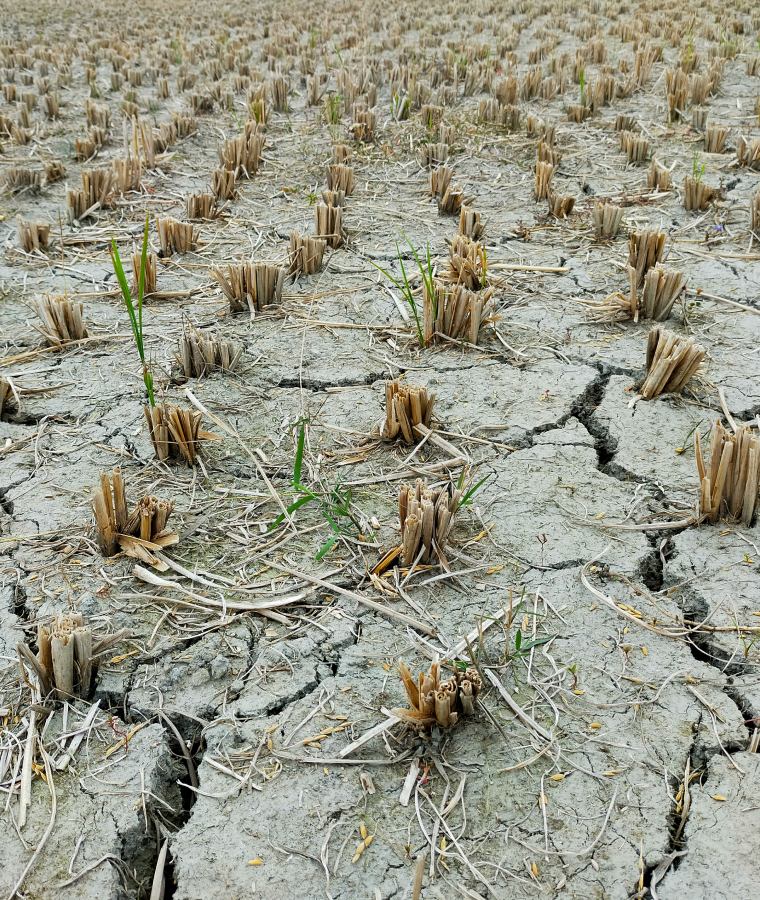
[
  {"x1": 692, "y1": 152, "x2": 705, "y2": 183},
  {"x1": 682, "y1": 34, "x2": 695, "y2": 68},
  {"x1": 250, "y1": 98, "x2": 266, "y2": 124},
  {"x1": 456, "y1": 467, "x2": 490, "y2": 509},
  {"x1": 270, "y1": 420, "x2": 354, "y2": 560},
  {"x1": 741, "y1": 634, "x2": 758, "y2": 659},
  {"x1": 110, "y1": 214, "x2": 155, "y2": 406},
  {"x1": 510, "y1": 627, "x2": 553, "y2": 661},
  {"x1": 578, "y1": 67, "x2": 586, "y2": 106},
  {"x1": 370, "y1": 238, "x2": 434, "y2": 348},
  {"x1": 719, "y1": 30, "x2": 738, "y2": 59},
  {"x1": 674, "y1": 420, "x2": 705, "y2": 455},
  {"x1": 324, "y1": 92, "x2": 342, "y2": 125},
  {"x1": 408, "y1": 239, "x2": 436, "y2": 304}
]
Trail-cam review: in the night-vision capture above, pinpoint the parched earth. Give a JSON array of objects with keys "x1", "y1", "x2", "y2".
[{"x1": 1, "y1": 0, "x2": 760, "y2": 898}]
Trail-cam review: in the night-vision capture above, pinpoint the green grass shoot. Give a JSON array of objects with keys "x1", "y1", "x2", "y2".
[
  {"x1": 324, "y1": 92, "x2": 342, "y2": 124},
  {"x1": 456, "y1": 467, "x2": 490, "y2": 508},
  {"x1": 370, "y1": 238, "x2": 436, "y2": 348},
  {"x1": 110, "y1": 214, "x2": 155, "y2": 406},
  {"x1": 692, "y1": 152, "x2": 705, "y2": 183},
  {"x1": 269, "y1": 420, "x2": 354, "y2": 560}
]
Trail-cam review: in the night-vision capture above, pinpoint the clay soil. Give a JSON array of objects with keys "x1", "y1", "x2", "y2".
[{"x1": 2, "y1": 0, "x2": 760, "y2": 898}]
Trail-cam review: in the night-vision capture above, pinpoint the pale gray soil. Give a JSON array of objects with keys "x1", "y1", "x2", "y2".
[{"x1": 1, "y1": 0, "x2": 760, "y2": 898}]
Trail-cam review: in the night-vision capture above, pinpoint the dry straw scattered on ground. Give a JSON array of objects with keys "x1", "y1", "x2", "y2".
[{"x1": 1, "y1": 0, "x2": 760, "y2": 898}]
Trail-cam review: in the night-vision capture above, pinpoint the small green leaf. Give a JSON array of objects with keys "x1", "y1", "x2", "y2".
[
  {"x1": 293, "y1": 421, "x2": 306, "y2": 484},
  {"x1": 315, "y1": 535, "x2": 337, "y2": 560},
  {"x1": 268, "y1": 493, "x2": 315, "y2": 530},
  {"x1": 459, "y1": 474, "x2": 490, "y2": 508},
  {"x1": 368, "y1": 257, "x2": 403, "y2": 291}
]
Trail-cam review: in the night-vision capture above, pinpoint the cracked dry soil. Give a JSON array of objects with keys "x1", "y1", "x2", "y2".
[{"x1": 2, "y1": 0, "x2": 760, "y2": 898}]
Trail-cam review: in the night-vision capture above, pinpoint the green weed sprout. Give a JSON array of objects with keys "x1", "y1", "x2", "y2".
[
  {"x1": 370, "y1": 238, "x2": 435, "y2": 348},
  {"x1": 324, "y1": 92, "x2": 342, "y2": 125},
  {"x1": 270, "y1": 420, "x2": 354, "y2": 560},
  {"x1": 692, "y1": 152, "x2": 705, "y2": 183},
  {"x1": 456, "y1": 467, "x2": 490, "y2": 509},
  {"x1": 110, "y1": 215, "x2": 155, "y2": 406},
  {"x1": 578, "y1": 68, "x2": 586, "y2": 106}
]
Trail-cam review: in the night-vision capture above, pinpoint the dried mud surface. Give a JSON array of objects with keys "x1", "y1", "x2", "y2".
[{"x1": 1, "y1": 1, "x2": 760, "y2": 898}]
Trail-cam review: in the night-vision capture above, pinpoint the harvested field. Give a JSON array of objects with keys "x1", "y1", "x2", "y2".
[{"x1": 2, "y1": 0, "x2": 760, "y2": 898}]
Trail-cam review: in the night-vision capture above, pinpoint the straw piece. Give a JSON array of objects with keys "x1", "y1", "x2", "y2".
[
  {"x1": 326, "y1": 163, "x2": 355, "y2": 194},
  {"x1": 383, "y1": 381, "x2": 435, "y2": 443},
  {"x1": 628, "y1": 229, "x2": 666, "y2": 285},
  {"x1": 17, "y1": 220, "x2": 50, "y2": 253},
  {"x1": 67, "y1": 167, "x2": 114, "y2": 222},
  {"x1": 18, "y1": 613, "x2": 101, "y2": 700},
  {"x1": 423, "y1": 279, "x2": 493, "y2": 346},
  {"x1": 32, "y1": 295, "x2": 88, "y2": 347},
  {"x1": 458, "y1": 206, "x2": 483, "y2": 240},
  {"x1": 176, "y1": 325, "x2": 242, "y2": 378},
  {"x1": 430, "y1": 165, "x2": 467, "y2": 215},
  {"x1": 131, "y1": 249, "x2": 157, "y2": 295},
  {"x1": 315, "y1": 202, "x2": 344, "y2": 248},
  {"x1": 639, "y1": 326, "x2": 705, "y2": 399},
  {"x1": 351, "y1": 105, "x2": 375, "y2": 142},
  {"x1": 638, "y1": 266, "x2": 685, "y2": 321},
  {"x1": 619, "y1": 130, "x2": 650, "y2": 163},
  {"x1": 212, "y1": 167, "x2": 237, "y2": 200},
  {"x1": 447, "y1": 235, "x2": 487, "y2": 290},
  {"x1": 695, "y1": 421, "x2": 760, "y2": 525},
  {"x1": 737, "y1": 137, "x2": 760, "y2": 170},
  {"x1": 92, "y1": 466, "x2": 178, "y2": 568},
  {"x1": 156, "y1": 217, "x2": 197, "y2": 256},
  {"x1": 683, "y1": 176, "x2": 715, "y2": 211},
  {"x1": 647, "y1": 159, "x2": 672, "y2": 191},
  {"x1": 186, "y1": 193, "x2": 219, "y2": 220},
  {"x1": 288, "y1": 232, "x2": 326, "y2": 276},
  {"x1": 0, "y1": 377, "x2": 15, "y2": 419},
  {"x1": 113, "y1": 155, "x2": 142, "y2": 193},
  {"x1": 534, "y1": 161, "x2": 553, "y2": 200},
  {"x1": 592, "y1": 201, "x2": 623, "y2": 240},
  {"x1": 394, "y1": 659, "x2": 481, "y2": 730},
  {"x1": 212, "y1": 261, "x2": 284, "y2": 314},
  {"x1": 548, "y1": 193, "x2": 575, "y2": 218},
  {"x1": 219, "y1": 125, "x2": 264, "y2": 177},
  {"x1": 398, "y1": 479, "x2": 461, "y2": 566},
  {"x1": 419, "y1": 143, "x2": 449, "y2": 168}
]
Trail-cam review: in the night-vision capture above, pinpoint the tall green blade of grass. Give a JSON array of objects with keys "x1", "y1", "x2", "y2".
[
  {"x1": 293, "y1": 419, "x2": 306, "y2": 486},
  {"x1": 315, "y1": 535, "x2": 338, "y2": 560},
  {"x1": 111, "y1": 215, "x2": 155, "y2": 406},
  {"x1": 456, "y1": 467, "x2": 491, "y2": 508},
  {"x1": 369, "y1": 242, "x2": 425, "y2": 347},
  {"x1": 267, "y1": 420, "x2": 356, "y2": 560},
  {"x1": 408, "y1": 238, "x2": 436, "y2": 322},
  {"x1": 137, "y1": 213, "x2": 148, "y2": 345}
]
